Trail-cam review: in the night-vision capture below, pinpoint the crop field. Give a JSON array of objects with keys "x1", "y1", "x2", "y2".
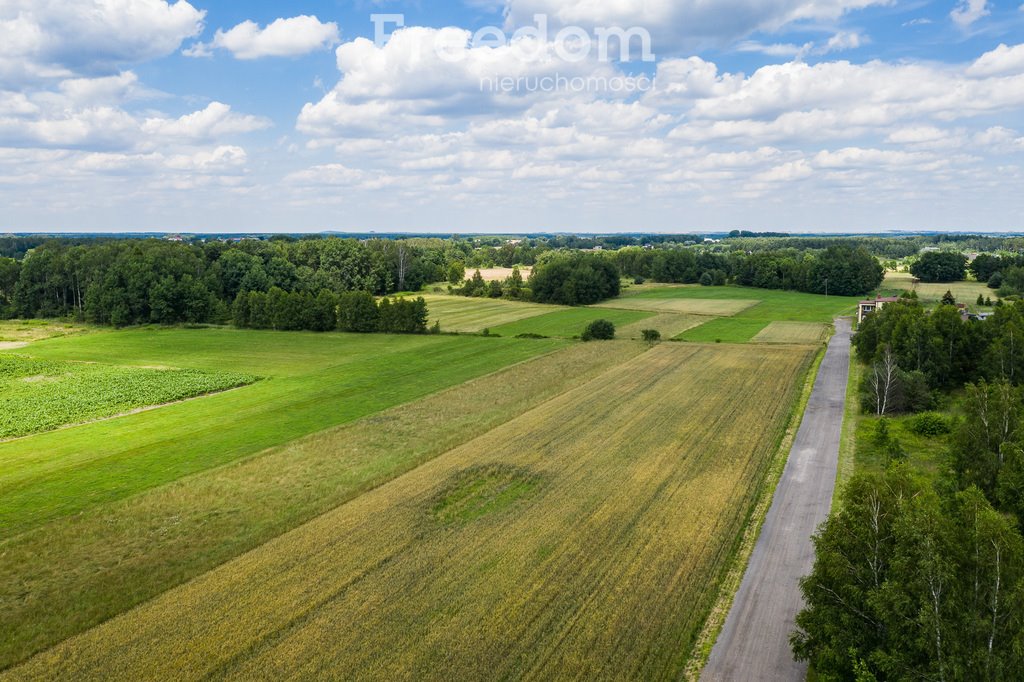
[
  {"x1": 751, "y1": 321, "x2": 829, "y2": 345},
  {"x1": 420, "y1": 295, "x2": 559, "y2": 333},
  {"x1": 593, "y1": 295, "x2": 760, "y2": 316},
  {"x1": 4, "y1": 342, "x2": 814, "y2": 681},
  {"x1": 0, "y1": 355, "x2": 256, "y2": 440},
  {"x1": 489, "y1": 307, "x2": 654, "y2": 338},
  {"x1": 0, "y1": 340, "x2": 636, "y2": 670},
  {"x1": 0, "y1": 329, "x2": 564, "y2": 538},
  {"x1": 617, "y1": 312, "x2": 709, "y2": 340},
  {"x1": 655, "y1": 286, "x2": 859, "y2": 343}
]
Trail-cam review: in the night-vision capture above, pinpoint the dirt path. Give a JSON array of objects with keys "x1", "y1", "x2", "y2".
[{"x1": 701, "y1": 318, "x2": 852, "y2": 681}]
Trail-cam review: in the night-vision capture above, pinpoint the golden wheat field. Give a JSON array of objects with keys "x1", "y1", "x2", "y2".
[
  {"x1": 5, "y1": 342, "x2": 813, "y2": 681},
  {"x1": 751, "y1": 321, "x2": 830, "y2": 345}
]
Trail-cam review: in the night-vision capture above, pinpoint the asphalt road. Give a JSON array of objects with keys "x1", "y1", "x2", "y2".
[{"x1": 701, "y1": 318, "x2": 852, "y2": 682}]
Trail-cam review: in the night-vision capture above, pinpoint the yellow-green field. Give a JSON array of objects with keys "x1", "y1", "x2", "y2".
[
  {"x1": 593, "y1": 295, "x2": 760, "y2": 316},
  {"x1": 752, "y1": 321, "x2": 829, "y2": 345},
  {"x1": 421, "y1": 295, "x2": 558, "y2": 333},
  {"x1": 617, "y1": 312, "x2": 708, "y2": 340},
  {"x1": 0, "y1": 320, "x2": 88, "y2": 348},
  {"x1": 4, "y1": 342, "x2": 814, "y2": 681},
  {"x1": 878, "y1": 271, "x2": 992, "y2": 305}
]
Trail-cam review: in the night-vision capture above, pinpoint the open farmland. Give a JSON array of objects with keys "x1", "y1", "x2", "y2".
[
  {"x1": 0, "y1": 355, "x2": 255, "y2": 440},
  {"x1": 4, "y1": 342, "x2": 815, "y2": 681},
  {"x1": 489, "y1": 306, "x2": 654, "y2": 338},
  {"x1": 877, "y1": 270, "x2": 993, "y2": 305},
  {"x1": 0, "y1": 329, "x2": 563, "y2": 538},
  {"x1": 420, "y1": 295, "x2": 559, "y2": 333},
  {"x1": 593, "y1": 295, "x2": 760, "y2": 316},
  {"x1": 751, "y1": 321, "x2": 829, "y2": 345},
  {"x1": 0, "y1": 340, "x2": 636, "y2": 670},
  {"x1": 659, "y1": 286, "x2": 859, "y2": 343},
  {"x1": 617, "y1": 312, "x2": 709, "y2": 340}
]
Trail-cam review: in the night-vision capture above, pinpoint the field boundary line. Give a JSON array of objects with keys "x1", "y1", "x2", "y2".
[{"x1": 683, "y1": 337, "x2": 828, "y2": 681}]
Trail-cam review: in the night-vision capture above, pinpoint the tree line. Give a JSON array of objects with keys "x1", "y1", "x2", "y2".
[
  {"x1": 796, "y1": 293, "x2": 1024, "y2": 679},
  {"x1": 231, "y1": 289, "x2": 429, "y2": 334},
  {"x1": 1, "y1": 236, "x2": 890, "y2": 324},
  {"x1": 3, "y1": 237, "x2": 459, "y2": 326}
]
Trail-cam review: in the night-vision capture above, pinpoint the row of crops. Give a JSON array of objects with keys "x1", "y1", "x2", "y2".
[{"x1": 0, "y1": 355, "x2": 257, "y2": 439}]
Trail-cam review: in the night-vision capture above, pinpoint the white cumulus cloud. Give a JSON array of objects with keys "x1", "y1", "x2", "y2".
[
  {"x1": 951, "y1": 0, "x2": 990, "y2": 28},
  {"x1": 185, "y1": 16, "x2": 340, "y2": 59},
  {"x1": 0, "y1": 0, "x2": 204, "y2": 83}
]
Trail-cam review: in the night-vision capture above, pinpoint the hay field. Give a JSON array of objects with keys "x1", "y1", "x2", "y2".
[
  {"x1": 420, "y1": 295, "x2": 558, "y2": 333},
  {"x1": 489, "y1": 307, "x2": 653, "y2": 338},
  {"x1": 617, "y1": 312, "x2": 709, "y2": 340},
  {"x1": 6, "y1": 343, "x2": 814, "y2": 681},
  {"x1": 879, "y1": 271, "x2": 992, "y2": 305},
  {"x1": 752, "y1": 321, "x2": 830, "y2": 345},
  {"x1": 593, "y1": 296, "x2": 759, "y2": 316},
  {"x1": 468, "y1": 267, "x2": 533, "y2": 282}
]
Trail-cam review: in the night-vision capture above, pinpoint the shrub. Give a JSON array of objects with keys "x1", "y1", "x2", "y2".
[
  {"x1": 641, "y1": 329, "x2": 661, "y2": 344},
  {"x1": 581, "y1": 319, "x2": 616, "y2": 341},
  {"x1": 907, "y1": 412, "x2": 951, "y2": 437}
]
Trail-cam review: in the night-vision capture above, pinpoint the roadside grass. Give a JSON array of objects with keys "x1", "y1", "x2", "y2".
[
  {"x1": 752, "y1": 321, "x2": 830, "y2": 345},
  {"x1": 489, "y1": 306, "x2": 654, "y2": 338},
  {"x1": 834, "y1": 352, "x2": 862, "y2": 504},
  {"x1": 5, "y1": 342, "x2": 814, "y2": 681},
  {"x1": 420, "y1": 295, "x2": 558, "y2": 333},
  {"x1": 0, "y1": 341, "x2": 640, "y2": 671},
  {"x1": 0, "y1": 328, "x2": 564, "y2": 537}
]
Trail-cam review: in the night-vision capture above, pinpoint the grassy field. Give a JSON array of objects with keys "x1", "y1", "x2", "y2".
[
  {"x1": 0, "y1": 329, "x2": 563, "y2": 538},
  {"x1": 658, "y1": 286, "x2": 859, "y2": 343},
  {"x1": 0, "y1": 320, "x2": 88, "y2": 348},
  {"x1": 752, "y1": 322, "x2": 829, "y2": 345},
  {"x1": 489, "y1": 306, "x2": 654, "y2": 338},
  {"x1": 0, "y1": 341, "x2": 636, "y2": 671},
  {"x1": 4, "y1": 342, "x2": 814, "y2": 680},
  {"x1": 420, "y1": 295, "x2": 558, "y2": 333},
  {"x1": 593, "y1": 296, "x2": 760, "y2": 316},
  {"x1": 617, "y1": 312, "x2": 708, "y2": 340},
  {"x1": 878, "y1": 271, "x2": 993, "y2": 306}
]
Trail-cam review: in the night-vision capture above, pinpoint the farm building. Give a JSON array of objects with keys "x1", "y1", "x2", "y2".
[{"x1": 857, "y1": 296, "x2": 900, "y2": 323}]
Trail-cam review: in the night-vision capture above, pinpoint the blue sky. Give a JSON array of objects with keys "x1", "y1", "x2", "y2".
[{"x1": 1, "y1": 1, "x2": 1023, "y2": 233}]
